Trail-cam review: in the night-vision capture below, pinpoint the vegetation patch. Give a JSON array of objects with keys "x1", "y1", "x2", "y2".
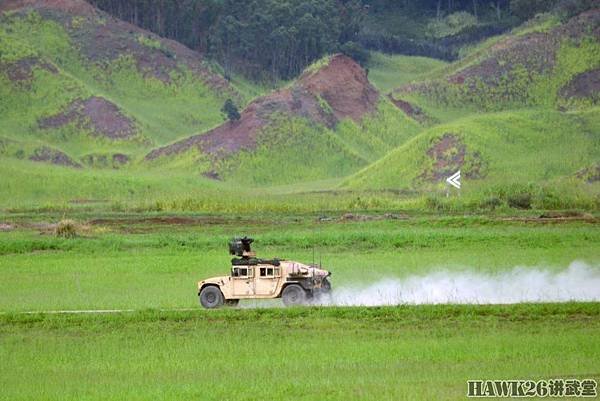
[
  {"x1": 394, "y1": 10, "x2": 600, "y2": 110},
  {"x1": 80, "y1": 152, "x2": 130, "y2": 169}
]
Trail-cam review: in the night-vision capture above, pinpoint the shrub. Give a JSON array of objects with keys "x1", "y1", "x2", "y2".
[
  {"x1": 55, "y1": 219, "x2": 78, "y2": 238},
  {"x1": 507, "y1": 193, "x2": 532, "y2": 209},
  {"x1": 339, "y1": 41, "x2": 370, "y2": 65},
  {"x1": 480, "y1": 196, "x2": 502, "y2": 210},
  {"x1": 554, "y1": 0, "x2": 598, "y2": 20},
  {"x1": 426, "y1": 12, "x2": 478, "y2": 39},
  {"x1": 221, "y1": 99, "x2": 240, "y2": 121}
]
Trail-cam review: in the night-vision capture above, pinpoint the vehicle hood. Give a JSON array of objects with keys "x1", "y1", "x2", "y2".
[{"x1": 197, "y1": 275, "x2": 228, "y2": 289}]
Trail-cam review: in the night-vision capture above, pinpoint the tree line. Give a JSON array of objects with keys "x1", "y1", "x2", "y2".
[{"x1": 89, "y1": 0, "x2": 597, "y2": 81}]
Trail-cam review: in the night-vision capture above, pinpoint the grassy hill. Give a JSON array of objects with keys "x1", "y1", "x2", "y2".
[
  {"x1": 0, "y1": 1, "x2": 236, "y2": 168},
  {"x1": 144, "y1": 54, "x2": 423, "y2": 186},
  {"x1": 344, "y1": 10, "x2": 600, "y2": 210},
  {"x1": 1, "y1": 1, "x2": 599, "y2": 213},
  {"x1": 344, "y1": 108, "x2": 600, "y2": 208}
]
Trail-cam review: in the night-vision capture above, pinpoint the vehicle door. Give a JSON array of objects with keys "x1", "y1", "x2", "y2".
[
  {"x1": 231, "y1": 266, "x2": 255, "y2": 297},
  {"x1": 254, "y1": 265, "x2": 281, "y2": 296}
]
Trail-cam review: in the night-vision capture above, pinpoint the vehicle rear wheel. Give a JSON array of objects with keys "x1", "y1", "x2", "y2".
[
  {"x1": 199, "y1": 286, "x2": 224, "y2": 309},
  {"x1": 282, "y1": 284, "x2": 307, "y2": 307}
]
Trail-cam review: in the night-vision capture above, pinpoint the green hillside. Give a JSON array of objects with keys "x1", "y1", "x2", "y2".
[
  {"x1": 1, "y1": 1, "x2": 599, "y2": 213},
  {"x1": 0, "y1": 4, "x2": 233, "y2": 167},
  {"x1": 344, "y1": 108, "x2": 599, "y2": 206},
  {"x1": 345, "y1": 10, "x2": 600, "y2": 209}
]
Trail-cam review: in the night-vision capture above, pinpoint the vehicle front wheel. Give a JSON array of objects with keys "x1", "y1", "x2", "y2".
[
  {"x1": 281, "y1": 284, "x2": 307, "y2": 307},
  {"x1": 199, "y1": 286, "x2": 224, "y2": 309}
]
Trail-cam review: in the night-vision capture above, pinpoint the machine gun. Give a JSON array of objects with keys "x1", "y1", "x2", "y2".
[
  {"x1": 229, "y1": 236, "x2": 281, "y2": 266},
  {"x1": 229, "y1": 236, "x2": 255, "y2": 258}
]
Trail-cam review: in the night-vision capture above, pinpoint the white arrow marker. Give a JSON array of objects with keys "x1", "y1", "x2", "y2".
[{"x1": 446, "y1": 170, "x2": 461, "y2": 189}]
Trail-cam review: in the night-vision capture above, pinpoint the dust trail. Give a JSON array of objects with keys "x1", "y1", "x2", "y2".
[{"x1": 318, "y1": 261, "x2": 600, "y2": 306}]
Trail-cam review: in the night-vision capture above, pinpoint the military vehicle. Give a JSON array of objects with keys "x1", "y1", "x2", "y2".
[{"x1": 197, "y1": 237, "x2": 331, "y2": 308}]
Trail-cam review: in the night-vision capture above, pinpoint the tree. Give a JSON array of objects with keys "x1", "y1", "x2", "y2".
[
  {"x1": 221, "y1": 99, "x2": 240, "y2": 122},
  {"x1": 509, "y1": 0, "x2": 557, "y2": 20},
  {"x1": 340, "y1": 41, "x2": 370, "y2": 65}
]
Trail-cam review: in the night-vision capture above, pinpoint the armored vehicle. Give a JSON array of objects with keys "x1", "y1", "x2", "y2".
[{"x1": 197, "y1": 237, "x2": 331, "y2": 308}]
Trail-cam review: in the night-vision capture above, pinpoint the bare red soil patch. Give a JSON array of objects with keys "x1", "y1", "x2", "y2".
[
  {"x1": 0, "y1": 57, "x2": 58, "y2": 84},
  {"x1": 146, "y1": 54, "x2": 378, "y2": 160},
  {"x1": 29, "y1": 146, "x2": 81, "y2": 168},
  {"x1": 387, "y1": 94, "x2": 430, "y2": 123},
  {"x1": 39, "y1": 96, "x2": 137, "y2": 139},
  {"x1": 560, "y1": 68, "x2": 600, "y2": 101},
  {"x1": 418, "y1": 133, "x2": 485, "y2": 182}
]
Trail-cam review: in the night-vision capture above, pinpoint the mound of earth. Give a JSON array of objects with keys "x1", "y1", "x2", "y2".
[
  {"x1": 560, "y1": 68, "x2": 600, "y2": 100},
  {"x1": 38, "y1": 96, "x2": 136, "y2": 139},
  {"x1": 418, "y1": 133, "x2": 485, "y2": 183},
  {"x1": 146, "y1": 54, "x2": 378, "y2": 160},
  {"x1": 1, "y1": 0, "x2": 235, "y2": 94},
  {"x1": 29, "y1": 146, "x2": 81, "y2": 168},
  {"x1": 394, "y1": 9, "x2": 600, "y2": 104},
  {"x1": 0, "y1": 56, "x2": 58, "y2": 84}
]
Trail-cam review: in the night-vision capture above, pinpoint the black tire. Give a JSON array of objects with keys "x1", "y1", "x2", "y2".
[
  {"x1": 199, "y1": 286, "x2": 224, "y2": 309},
  {"x1": 322, "y1": 278, "x2": 331, "y2": 292},
  {"x1": 281, "y1": 284, "x2": 307, "y2": 307},
  {"x1": 225, "y1": 299, "x2": 239, "y2": 307}
]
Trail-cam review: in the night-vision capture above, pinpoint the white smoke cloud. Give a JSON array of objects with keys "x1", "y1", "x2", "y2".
[{"x1": 317, "y1": 261, "x2": 600, "y2": 306}]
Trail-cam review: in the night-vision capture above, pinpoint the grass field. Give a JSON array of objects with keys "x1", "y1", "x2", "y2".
[
  {"x1": 1, "y1": 214, "x2": 599, "y2": 311},
  {"x1": 1, "y1": 304, "x2": 599, "y2": 401},
  {"x1": 0, "y1": 212, "x2": 598, "y2": 400}
]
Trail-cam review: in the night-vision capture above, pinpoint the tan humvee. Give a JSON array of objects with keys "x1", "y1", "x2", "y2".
[{"x1": 197, "y1": 237, "x2": 331, "y2": 308}]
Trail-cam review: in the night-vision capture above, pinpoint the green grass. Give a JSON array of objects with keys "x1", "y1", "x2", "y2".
[
  {"x1": 367, "y1": 52, "x2": 448, "y2": 93},
  {"x1": 1, "y1": 216, "x2": 598, "y2": 311},
  {"x1": 344, "y1": 108, "x2": 600, "y2": 201},
  {"x1": 159, "y1": 100, "x2": 422, "y2": 186},
  {"x1": 1, "y1": 304, "x2": 599, "y2": 400},
  {"x1": 0, "y1": 10, "x2": 229, "y2": 162}
]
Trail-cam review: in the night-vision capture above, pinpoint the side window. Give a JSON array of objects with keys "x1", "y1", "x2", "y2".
[
  {"x1": 232, "y1": 267, "x2": 251, "y2": 278},
  {"x1": 259, "y1": 267, "x2": 275, "y2": 277},
  {"x1": 274, "y1": 267, "x2": 281, "y2": 277}
]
